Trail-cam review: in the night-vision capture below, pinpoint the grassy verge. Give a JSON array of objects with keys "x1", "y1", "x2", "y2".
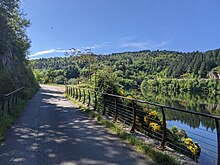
[
  {"x1": 0, "y1": 87, "x2": 38, "y2": 142},
  {"x1": 42, "y1": 83, "x2": 65, "y2": 87},
  {"x1": 66, "y1": 94, "x2": 180, "y2": 165}
]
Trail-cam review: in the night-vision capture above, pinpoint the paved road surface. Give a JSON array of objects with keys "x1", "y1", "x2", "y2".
[{"x1": 0, "y1": 85, "x2": 156, "y2": 165}]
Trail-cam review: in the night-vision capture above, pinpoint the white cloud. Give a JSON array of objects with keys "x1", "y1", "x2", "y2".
[
  {"x1": 119, "y1": 38, "x2": 169, "y2": 50},
  {"x1": 83, "y1": 42, "x2": 112, "y2": 50},
  {"x1": 29, "y1": 49, "x2": 71, "y2": 57},
  {"x1": 120, "y1": 41, "x2": 151, "y2": 49}
]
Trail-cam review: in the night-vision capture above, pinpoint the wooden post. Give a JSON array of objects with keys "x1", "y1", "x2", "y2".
[{"x1": 130, "y1": 101, "x2": 136, "y2": 133}]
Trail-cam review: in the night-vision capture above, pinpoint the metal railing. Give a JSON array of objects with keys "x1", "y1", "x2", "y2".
[
  {"x1": 65, "y1": 86, "x2": 220, "y2": 165},
  {"x1": 1, "y1": 87, "x2": 24, "y2": 115}
]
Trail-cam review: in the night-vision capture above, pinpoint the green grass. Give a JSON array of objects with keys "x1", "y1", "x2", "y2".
[
  {"x1": 0, "y1": 87, "x2": 38, "y2": 142},
  {"x1": 66, "y1": 94, "x2": 181, "y2": 165},
  {"x1": 41, "y1": 83, "x2": 65, "y2": 87}
]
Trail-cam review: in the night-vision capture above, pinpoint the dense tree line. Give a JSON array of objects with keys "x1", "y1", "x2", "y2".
[
  {"x1": 141, "y1": 79, "x2": 220, "y2": 94},
  {"x1": 31, "y1": 49, "x2": 220, "y2": 90}
]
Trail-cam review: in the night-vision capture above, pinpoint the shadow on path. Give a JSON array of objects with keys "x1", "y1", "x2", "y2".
[{"x1": 0, "y1": 85, "x2": 156, "y2": 165}]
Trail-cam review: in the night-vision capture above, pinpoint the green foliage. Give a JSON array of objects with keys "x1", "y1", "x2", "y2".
[
  {"x1": 142, "y1": 78, "x2": 219, "y2": 94},
  {"x1": 0, "y1": 87, "x2": 37, "y2": 142},
  {"x1": 0, "y1": 0, "x2": 30, "y2": 59},
  {"x1": 0, "y1": 0, "x2": 38, "y2": 96},
  {"x1": 31, "y1": 48, "x2": 220, "y2": 89},
  {"x1": 96, "y1": 66, "x2": 122, "y2": 94}
]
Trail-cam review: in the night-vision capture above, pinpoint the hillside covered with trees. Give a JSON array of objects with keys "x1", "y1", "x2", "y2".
[
  {"x1": 0, "y1": 0, "x2": 38, "y2": 96},
  {"x1": 31, "y1": 48, "x2": 220, "y2": 93}
]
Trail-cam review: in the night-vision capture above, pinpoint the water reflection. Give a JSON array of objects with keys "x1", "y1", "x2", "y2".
[
  {"x1": 141, "y1": 89, "x2": 220, "y2": 129},
  {"x1": 141, "y1": 89, "x2": 219, "y2": 165},
  {"x1": 167, "y1": 121, "x2": 218, "y2": 165}
]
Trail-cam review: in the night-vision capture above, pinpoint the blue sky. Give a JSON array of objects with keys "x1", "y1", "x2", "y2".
[{"x1": 20, "y1": 0, "x2": 220, "y2": 59}]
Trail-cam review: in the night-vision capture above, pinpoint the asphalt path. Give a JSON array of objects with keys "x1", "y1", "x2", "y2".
[{"x1": 0, "y1": 85, "x2": 156, "y2": 165}]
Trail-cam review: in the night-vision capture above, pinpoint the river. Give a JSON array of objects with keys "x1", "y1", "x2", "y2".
[{"x1": 141, "y1": 89, "x2": 219, "y2": 165}]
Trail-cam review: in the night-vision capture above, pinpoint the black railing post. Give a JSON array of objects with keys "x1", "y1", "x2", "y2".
[
  {"x1": 102, "y1": 95, "x2": 106, "y2": 116},
  {"x1": 72, "y1": 87, "x2": 74, "y2": 97},
  {"x1": 78, "y1": 88, "x2": 81, "y2": 101},
  {"x1": 69, "y1": 87, "x2": 72, "y2": 96},
  {"x1": 159, "y1": 106, "x2": 167, "y2": 149},
  {"x1": 72, "y1": 87, "x2": 75, "y2": 98},
  {"x1": 7, "y1": 97, "x2": 10, "y2": 114},
  {"x1": 16, "y1": 91, "x2": 19, "y2": 103},
  {"x1": 215, "y1": 119, "x2": 220, "y2": 165},
  {"x1": 83, "y1": 89, "x2": 86, "y2": 104},
  {"x1": 1, "y1": 95, "x2": 4, "y2": 114},
  {"x1": 75, "y1": 88, "x2": 78, "y2": 99},
  {"x1": 67, "y1": 86, "x2": 69, "y2": 95},
  {"x1": 12, "y1": 93, "x2": 15, "y2": 107},
  {"x1": 94, "y1": 91, "x2": 97, "y2": 111},
  {"x1": 87, "y1": 90, "x2": 90, "y2": 107},
  {"x1": 130, "y1": 101, "x2": 137, "y2": 133},
  {"x1": 113, "y1": 97, "x2": 118, "y2": 122}
]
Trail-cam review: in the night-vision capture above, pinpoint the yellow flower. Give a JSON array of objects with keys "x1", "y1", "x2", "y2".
[
  {"x1": 187, "y1": 144, "x2": 199, "y2": 155},
  {"x1": 184, "y1": 138, "x2": 193, "y2": 145},
  {"x1": 149, "y1": 122, "x2": 161, "y2": 131},
  {"x1": 144, "y1": 116, "x2": 148, "y2": 123},
  {"x1": 149, "y1": 110, "x2": 157, "y2": 119},
  {"x1": 118, "y1": 89, "x2": 125, "y2": 95},
  {"x1": 127, "y1": 95, "x2": 133, "y2": 99}
]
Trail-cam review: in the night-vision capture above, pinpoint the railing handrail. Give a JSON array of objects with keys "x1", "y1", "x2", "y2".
[
  {"x1": 4, "y1": 87, "x2": 24, "y2": 98},
  {"x1": 66, "y1": 85, "x2": 220, "y2": 164},
  {"x1": 102, "y1": 92, "x2": 220, "y2": 120},
  {"x1": 68, "y1": 86, "x2": 220, "y2": 120},
  {"x1": 1, "y1": 87, "x2": 24, "y2": 115}
]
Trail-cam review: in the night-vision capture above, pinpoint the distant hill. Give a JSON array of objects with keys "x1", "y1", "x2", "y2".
[{"x1": 31, "y1": 48, "x2": 220, "y2": 89}]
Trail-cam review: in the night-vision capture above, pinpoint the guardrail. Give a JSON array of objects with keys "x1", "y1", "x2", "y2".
[
  {"x1": 65, "y1": 86, "x2": 220, "y2": 165},
  {"x1": 1, "y1": 87, "x2": 24, "y2": 115}
]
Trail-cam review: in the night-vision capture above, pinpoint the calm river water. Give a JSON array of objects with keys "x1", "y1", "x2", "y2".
[{"x1": 141, "y1": 90, "x2": 220, "y2": 165}]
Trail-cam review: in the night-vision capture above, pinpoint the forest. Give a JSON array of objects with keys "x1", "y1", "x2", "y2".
[{"x1": 31, "y1": 48, "x2": 220, "y2": 94}]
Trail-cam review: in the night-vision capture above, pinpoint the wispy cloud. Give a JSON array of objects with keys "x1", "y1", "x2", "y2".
[
  {"x1": 120, "y1": 41, "x2": 151, "y2": 49},
  {"x1": 118, "y1": 37, "x2": 170, "y2": 50},
  {"x1": 83, "y1": 42, "x2": 112, "y2": 50},
  {"x1": 29, "y1": 48, "x2": 71, "y2": 57}
]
